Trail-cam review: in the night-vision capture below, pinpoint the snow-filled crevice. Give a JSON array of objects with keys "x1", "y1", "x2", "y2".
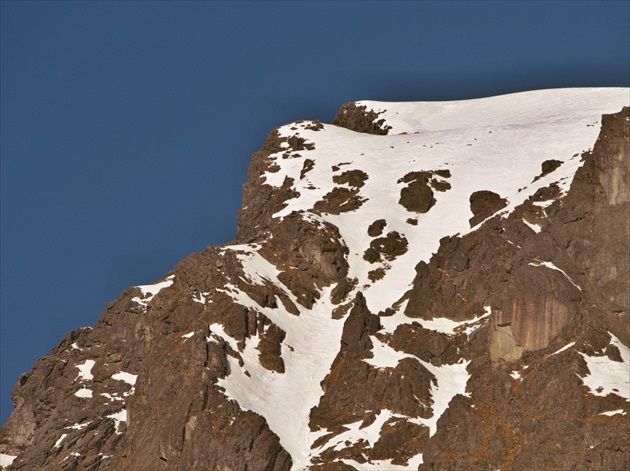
[{"x1": 214, "y1": 251, "x2": 348, "y2": 470}]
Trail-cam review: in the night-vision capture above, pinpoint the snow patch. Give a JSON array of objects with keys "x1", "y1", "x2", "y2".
[
  {"x1": 417, "y1": 307, "x2": 492, "y2": 336},
  {"x1": 600, "y1": 409, "x2": 626, "y2": 416},
  {"x1": 192, "y1": 292, "x2": 211, "y2": 304},
  {"x1": 364, "y1": 336, "x2": 414, "y2": 369},
  {"x1": 551, "y1": 341, "x2": 576, "y2": 356},
  {"x1": 529, "y1": 260, "x2": 582, "y2": 291},
  {"x1": 207, "y1": 323, "x2": 240, "y2": 352},
  {"x1": 66, "y1": 421, "x2": 92, "y2": 430},
  {"x1": 363, "y1": 336, "x2": 470, "y2": 437},
  {"x1": 264, "y1": 89, "x2": 627, "y2": 316},
  {"x1": 235, "y1": 248, "x2": 282, "y2": 286},
  {"x1": 181, "y1": 331, "x2": 195, "y2": 339},
  {"x1": 74, "y1": 388, "x2": 93, "y2": 398},
  {"x1": 318, "y1": 409, "x2": 393, "y2": 452},
  {"x1": 312, "y1": 410, "x2": 425, "y2": 470},
  {"x1": 107, "y1": 409, "x2": 127, "y2": 434},
  {"x1": 100, "y1": 392, "x2": 124, "y2": 402},
  {"x1": 75, "y1": 359, "x2": 95, "y2": 381},
  {"x1": 54, "y1": 433, "x2": 68, "y2": 448},
  {"x1": 0, "y1": 454, "x2": 17, "y2": 468},
  {"x1": 111, "y1": 371, "x2": 137, "y2": 386},
  {"x1": 418, "y1": 358, "x2": 471, "y2": 436},
  {"x1": 132, "y1": 275, "x2": 175, "y2": 307},
  {"x1": 523, "y1": 219, "x2": 542, "y2": 233},
  {"x1": 579, "y1": 333, "x2": 630, "y2": 401}
]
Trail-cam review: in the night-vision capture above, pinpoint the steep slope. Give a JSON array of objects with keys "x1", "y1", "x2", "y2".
[{"x1": 1, "y1": 88, "x2": 628, "y2": 471}]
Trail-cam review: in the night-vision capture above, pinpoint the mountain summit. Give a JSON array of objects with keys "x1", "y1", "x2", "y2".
[{"x1": 1, "y1": 88, "x2": 629, "y2": 470}]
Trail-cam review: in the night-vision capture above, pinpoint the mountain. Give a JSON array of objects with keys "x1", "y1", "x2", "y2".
[{"x1": 1, "y1": 88, "x2": 628, "y2": 471}]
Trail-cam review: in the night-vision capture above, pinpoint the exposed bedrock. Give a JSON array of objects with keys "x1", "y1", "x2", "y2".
[{"x1": 332, "y1": 102, "x2": 392, "y2": 135}]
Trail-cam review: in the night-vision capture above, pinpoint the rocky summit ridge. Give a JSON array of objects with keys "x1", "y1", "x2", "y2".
[{"x1": 1, "y1": 88, "x2": 629, "y2": 470}]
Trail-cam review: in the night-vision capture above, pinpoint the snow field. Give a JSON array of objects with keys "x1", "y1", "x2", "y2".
[{"x1": 221, "y1": 89, "x2": 629, "y2": 469}]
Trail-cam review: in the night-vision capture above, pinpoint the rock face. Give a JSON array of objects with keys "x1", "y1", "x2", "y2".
[{"x1": 1, "y1": 89, "x2": 629, "y2": 471}]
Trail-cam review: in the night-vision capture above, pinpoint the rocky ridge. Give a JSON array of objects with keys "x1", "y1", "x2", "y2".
[{"x1": 1, "y1": 88, "x2": 629, "y2": 470}]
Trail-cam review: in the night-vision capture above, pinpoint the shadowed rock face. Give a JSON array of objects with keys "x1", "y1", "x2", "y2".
[{"x1": 0, "y1": 102, "x2": 628, "y2": 471}]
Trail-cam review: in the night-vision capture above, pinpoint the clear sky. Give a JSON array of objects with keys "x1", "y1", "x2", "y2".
[{"x1": 1, "y1": 1, "x2": 628, "y2": 425}]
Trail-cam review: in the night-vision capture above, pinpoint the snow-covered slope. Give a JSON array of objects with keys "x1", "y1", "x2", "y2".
[
  {"x1": 264, "y1": 88, "x2": 627, "y2": 313},
  {"x1": 2, "y1": 88, "x2": 628, "y2": 471},
  {"x1": 218, "y1": 88, "x2": 629, "y2": 469}
]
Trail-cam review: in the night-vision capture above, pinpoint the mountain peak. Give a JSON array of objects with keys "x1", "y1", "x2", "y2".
[{"x1": 2, "y1": 89, "x2": 628, "y2": 470}]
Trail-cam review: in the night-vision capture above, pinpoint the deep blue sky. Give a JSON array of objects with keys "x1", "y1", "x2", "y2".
[{"x1": 1, "y1": 1, "x2": 628, "y2": 425}]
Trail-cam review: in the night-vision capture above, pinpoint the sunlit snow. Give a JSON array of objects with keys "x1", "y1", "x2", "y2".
[
  {"x1": 579, "y1": 333, "x2": 630, "y2": 401},
  {"x1": 54, "y1": 433, "x2": 68, "y2": 448},
  {"x1": 107, "y1": 409, "x2": 127, "y2": 434},
  {"x1": 132, "y1": 275, "x2": 175, "y2": 307},
  {"x1": 0, "y1": 454, "x2": 17, "y2": 468},
  {"x1": 74, "y1": 388, "x2": 93, "y2": 398},
  {"x1": 216, "y1": 282, "x2": 346, "y2": 470},
  {"x1": 192, "y1": 292, "x2": 211, "y2": 304},
  {"x1": 65, "y1": 421, "x2": 91, "y2": 430},
  {"x1": 111, "y1": 371, "x2": 137, "y2": 386},
  {"x1": 522, "y1": 219, "x2": 542, "y2": 234},
  {"x1": 313, "y1": 409, "x2": 427, "y2": 470},
  {"x1": 75, "y1": 360, "x2": 95, "y2": 381},
  {"x1": 551, "y1": 341, "x2": 576, "y2": 356}
]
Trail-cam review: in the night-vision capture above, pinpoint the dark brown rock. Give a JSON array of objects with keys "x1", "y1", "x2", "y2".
[
  {"x1": 332, "y1": 169, "x2": 369, "y2": 188},
  {"x1": 367, "y1": 219, "x2": 387, "y2": 237},
  {"x1": 468, "y1": 190, "x2": 508, "y2": 226},
  {"x1": 396, "y1": 168, "x2": 452, "y2": 213},
  {"x1": 363, "y1": 231, "x2": 408, "y2": 264},
  {"x1": 533, "y1": 158, "x2": 563, "y2": 181},
  {"x1": 313, "y1": 187, "x2": 366, "y2": 215},
  {"x1": 332, "y1": 103, "x2": 392, "y2": 135}
]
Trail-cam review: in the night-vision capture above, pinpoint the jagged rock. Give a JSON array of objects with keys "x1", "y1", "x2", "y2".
[
  {"x1": 468, "y1": 189, "x2": 508, "y2": 226},
  {"x1": 332, "y1": 103, "x2": 391, "y2": 135}
]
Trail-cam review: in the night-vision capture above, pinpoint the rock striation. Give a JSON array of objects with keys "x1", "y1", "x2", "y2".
[{"x1": 1, "y1": 89, "x2": 629, "y2": 470}]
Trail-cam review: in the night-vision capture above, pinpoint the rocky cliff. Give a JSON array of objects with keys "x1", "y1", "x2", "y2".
[{"x1": 1, "y1": 88, "x2": 629, "y2": 470}]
